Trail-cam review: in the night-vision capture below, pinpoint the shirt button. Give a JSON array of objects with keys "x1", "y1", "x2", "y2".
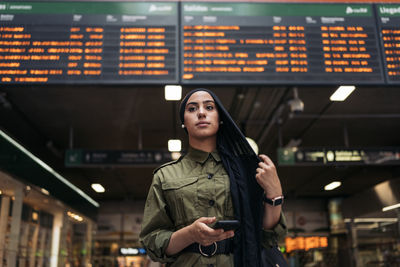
[
  {"x1": 209, "y1": 200, "x2": 215, "y2": 206},
  {"x1": 207, "y1": 173, "x2": 214, "y2": 179}
]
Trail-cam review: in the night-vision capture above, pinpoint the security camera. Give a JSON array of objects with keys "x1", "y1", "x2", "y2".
[
  {"x1": 287, "y1": 87, "x2": 304, "y2": 114},
  {"x1": 288, "y1": 97, "x2": 304, "y2": 114}
]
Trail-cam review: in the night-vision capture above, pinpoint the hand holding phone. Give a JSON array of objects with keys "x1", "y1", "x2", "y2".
[{"x1": 213, "y1": 220, "x2": 240, "y2": 231}]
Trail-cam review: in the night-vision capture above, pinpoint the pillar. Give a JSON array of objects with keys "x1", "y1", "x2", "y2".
[
  {"x1": 50, "y1": 212, "x2": 63, "y2": 267},
  {"x1": 7, "y1": 186, "x2": 24, "y2": 267},
  {"x1": 0, "y1": 195, "x2": 11, "y2": 267}
]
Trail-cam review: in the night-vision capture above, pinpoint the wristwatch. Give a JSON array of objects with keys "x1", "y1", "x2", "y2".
[{"x1": 263, "y1": 194, "x2": 284, "y2": 206}]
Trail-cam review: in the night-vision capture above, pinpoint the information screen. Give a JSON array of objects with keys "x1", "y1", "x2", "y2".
[
  {"x1": 180, "y1": 3, "x2": 385, "y2": 84},
  {"x1": 376, "y1": 4, "x2": 400, "y2": 84},
  {"x1": 0, "y1": 2, "x2": 178, "y2": 84}
]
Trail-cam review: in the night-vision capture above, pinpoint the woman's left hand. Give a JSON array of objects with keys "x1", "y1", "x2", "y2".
[{"x1": 255, "y1": 154, "x2": 283, "y2": 198}]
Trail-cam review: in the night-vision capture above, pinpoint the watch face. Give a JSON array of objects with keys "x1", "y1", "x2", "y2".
[
  {"x1": 273, "y1": 198, "x2": 283, "y2": 206},
  {"x1": 263, "y1": 195, "x2": 284, "y2": 206}
]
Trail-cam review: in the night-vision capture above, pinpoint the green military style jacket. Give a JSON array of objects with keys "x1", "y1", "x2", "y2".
[{"x1": 140, "y1": 147, "x2": 287, "y2": 266}]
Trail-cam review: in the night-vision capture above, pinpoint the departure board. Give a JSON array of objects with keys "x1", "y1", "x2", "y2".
[
  {"x1": 376, "y1": 4, "x2": 400, "y2": 84},
  {"x1": 0, "y1": 2, "x2": 178, "y2": 84},
  {"x1": 180, "y1": 3, "x2": 385, "y2": 84}
]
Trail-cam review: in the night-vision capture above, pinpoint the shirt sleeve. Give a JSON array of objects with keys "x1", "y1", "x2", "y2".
[
  {"x1": 139, "y1": 172, "x2": 176, "y2": 263},
  {"x1": 261, "y1": 212, "x2": 288, "y2": 248}
]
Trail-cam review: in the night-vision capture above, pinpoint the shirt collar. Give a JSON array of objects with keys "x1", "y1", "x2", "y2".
[{"x1": 187, "y1": 146, "x2": 221, "y2": 164}]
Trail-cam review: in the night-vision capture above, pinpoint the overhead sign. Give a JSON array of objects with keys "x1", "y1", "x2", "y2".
[
  {"x1": 65, "y1": 149, "x2": 175, "y2": 167},
  {"x1": 278, "y1": 147, "x2": 400, "y2": 166},
  {"x1": 2, "y1": 2, "x2": 400, "y2": 85},
  {"x1": 180, "y1": 2, "x2": 384, "y2": 84},
  {"x1": 285, "y1": 236, "x2": 328, "y2": 253},
  {"x1": 0, "y1": 2, "x2": 179, "y2": 84},
  {"x1": 376, "y1": 4, "x2": 400, "y2": 84}
]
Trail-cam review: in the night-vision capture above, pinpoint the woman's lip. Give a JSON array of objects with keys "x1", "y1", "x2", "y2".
[{"x1": 196, "y1": 122, "x2": 210, "y2": 126}]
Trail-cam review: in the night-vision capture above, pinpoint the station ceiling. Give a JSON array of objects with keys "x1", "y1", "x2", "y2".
[{"x1": 1, "y1": 85, "x2": 400, "y2": 206}]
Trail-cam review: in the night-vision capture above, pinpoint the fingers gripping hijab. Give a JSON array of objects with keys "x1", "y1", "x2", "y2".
[{"x1": 180, "y1": 88, "x2": 264, "y2": 267}]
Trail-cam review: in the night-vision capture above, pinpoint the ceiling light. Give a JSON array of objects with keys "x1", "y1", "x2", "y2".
[
  {"x1": 382, "y1": 203, "x2": 400, "y2": 212},
  {"x1": 165, "y1": 85, "x2": 182, "y2": 101},
  {"x1": 41, "y1": 188, "x2": 50, "y2": 195},
  {"x1": 32, "y1": 211, "x2": 39, "y2": 221},
  {"x1": 91, "y1": 183, "x2": 105, "y2": 193},
  {"x1": 324, "y1": 181, "x2": 341, "y2": 191},
  {"x1": 168, "y1": 139, "x2": 181, "y2": 152},
  {"x1": 330, "y1": 86, "x2": 356, "y2": 101},
  {"x1": 171, "y1": 152, "x2": 181, "y2": 160},
  {"x1": 246, "y1": 137, "x2": 259, "y2": 155}
]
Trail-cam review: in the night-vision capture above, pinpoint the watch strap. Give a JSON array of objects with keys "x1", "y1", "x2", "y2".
[{"x1": 263, "y1": 194, "x2": 284, "y2": 206}]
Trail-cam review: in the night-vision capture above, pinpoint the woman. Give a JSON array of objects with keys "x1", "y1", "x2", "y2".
[{"x1": 140, "y1": 89, "x2": 287, "y2": 266}]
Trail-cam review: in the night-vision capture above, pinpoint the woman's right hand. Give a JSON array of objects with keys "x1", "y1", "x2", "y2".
[{"x1": 188, "y1": 217, "x2": 234, "y2": 246}]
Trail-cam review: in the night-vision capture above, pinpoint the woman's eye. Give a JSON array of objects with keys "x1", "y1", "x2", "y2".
[
  {"x1": 206, "y1": 105, "x2": 214, "y2": 110},
  {"x1": 188, "y1": 106, "x2": 197, "y2": 112}
]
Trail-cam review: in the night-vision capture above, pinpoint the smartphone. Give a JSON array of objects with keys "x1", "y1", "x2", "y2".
[{"x1": 213, "y1": 220, "x2": 240, "y2": 231}]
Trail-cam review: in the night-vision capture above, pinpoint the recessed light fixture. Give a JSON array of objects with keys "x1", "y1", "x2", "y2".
[
  {"x1": 91, "y1": 183, "x2": 105, "y2": 193},
  {"x1": 324, "y1": 181, "x2": 341, "y2": 191},
  {"x1": 382, "y1": 203, "x2": 400, "y2": 212},
  {"x1": 41, "y1": 188, "x2": 50, "y2": 195},
  {"x1": 330, "y1": 86, "x2": 356, "y2": 101},
  {"x1": 171, "y1": 152, "x2": 181, "y2": 160},
  {"x1": 165, "y1": 85, "x2": 182, "y2": 101},
  {"x1": 168, "y1": 139, "x2": 182, "y2": 152}
]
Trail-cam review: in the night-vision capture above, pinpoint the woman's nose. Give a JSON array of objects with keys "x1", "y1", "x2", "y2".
[{"x1": 197, "y1": 107, "x2": 206, "y2": 117}]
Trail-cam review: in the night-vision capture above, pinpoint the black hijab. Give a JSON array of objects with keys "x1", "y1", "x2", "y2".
[{"x1": 180, "y1": 88, "x2": 264, "y2": 267}]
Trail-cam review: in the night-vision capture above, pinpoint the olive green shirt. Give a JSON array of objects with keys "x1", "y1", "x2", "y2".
[{"x1": 140, "y1": 147, "x2": 287, "y2": 266}]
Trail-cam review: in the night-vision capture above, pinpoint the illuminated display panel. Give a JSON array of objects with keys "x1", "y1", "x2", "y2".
[
  {"x1": 180, "y1": 3, "x2": 384, "y2": 84},
  {"x1": 0, "y1": 2, "x2": 178, "y2": 84},
  {"x1": 377, "y1": 4, "x2": 400, "y2": 84},
  {"x1": 285, "y1": 236, "x2": 328, "y2": 253}
]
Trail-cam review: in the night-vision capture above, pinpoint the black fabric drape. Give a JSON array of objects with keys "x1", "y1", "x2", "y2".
[{"x1": 179, "y1": 88, "x2": 264, "y2": 267}]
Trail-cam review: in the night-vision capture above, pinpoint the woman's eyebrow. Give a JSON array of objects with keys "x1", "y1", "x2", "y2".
[{"x1": 186, "y1": 100, "x2": 215, "y2": 106}]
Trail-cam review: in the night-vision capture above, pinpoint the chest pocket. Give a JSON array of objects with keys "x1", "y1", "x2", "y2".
[{"x1": 162, "y1": 176, "x2": 199, "y2": 227}]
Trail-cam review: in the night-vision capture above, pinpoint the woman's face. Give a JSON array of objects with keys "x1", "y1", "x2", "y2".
[{"x1": 183, "y1": 91, "x2": 219, "y2": 141}]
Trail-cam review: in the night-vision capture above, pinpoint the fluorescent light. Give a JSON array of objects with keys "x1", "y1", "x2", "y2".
[
  {"x1": 324, "y1": 181, "x2": 341, "y2": 191},
  {"x1": 168, "y1": 139, "x2": 181, "y2": 152},
  {"x1": 0, "y1": 129, "x2": 99, "y2": 207},
  {"x1": 330, "y1": 86, "x2": 356, "y2": 101},
  {"x1": 382, "y1": 203, "x2": 400, "y2": 212},
  {"x1": 165, "y1": 85, "x2": 182, "y2": 101},
  {"x1": 345, "y1": 218, "x2": 398, "y2": 223},
  {"x1": 91, "y1": 183, "x2": 105, "y2": 193}
]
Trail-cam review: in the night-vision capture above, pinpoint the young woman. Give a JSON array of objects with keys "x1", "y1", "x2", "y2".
[{"x1": 140, "y1": 89, "x2": 287, "y2": 266}]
